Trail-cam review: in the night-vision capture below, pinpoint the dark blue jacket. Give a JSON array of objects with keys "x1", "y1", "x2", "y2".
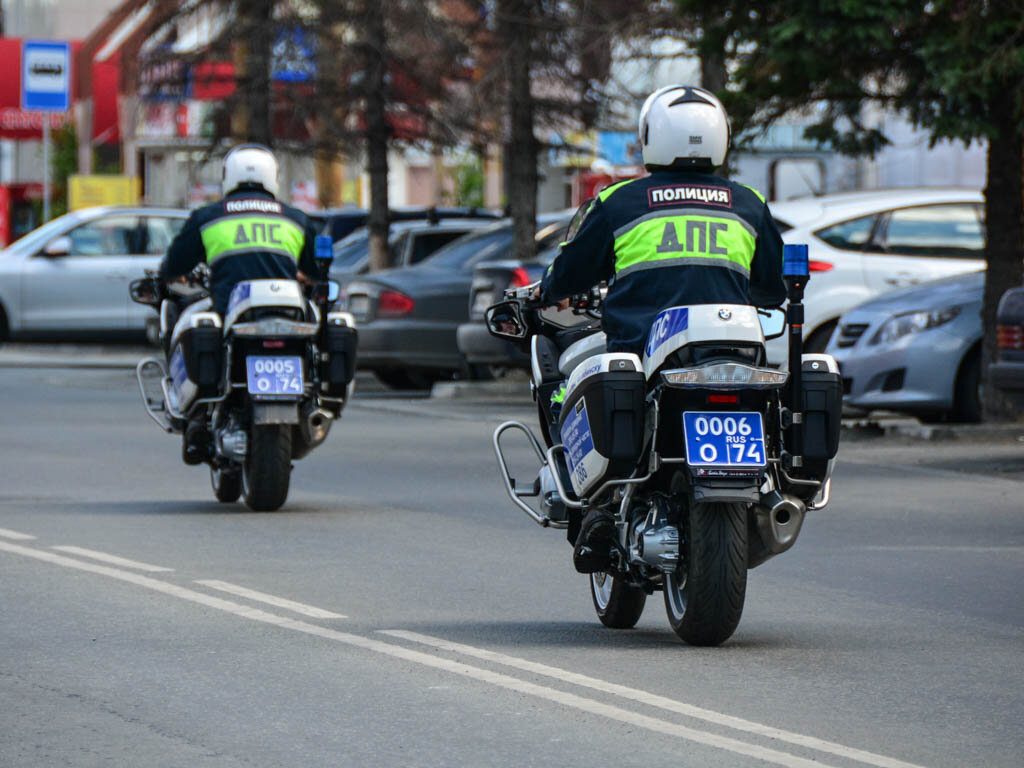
[
  {"x1": 540, "y1": 171, "x2": 785, "y2": 354},
  {"x1": 160, "y1": 190, "x2": 318, "y2": 314}
]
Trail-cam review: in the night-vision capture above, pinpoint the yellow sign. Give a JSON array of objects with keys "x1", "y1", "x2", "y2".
[{"x1": 68, "y1": 175, "x2": 140, "y2": 211}]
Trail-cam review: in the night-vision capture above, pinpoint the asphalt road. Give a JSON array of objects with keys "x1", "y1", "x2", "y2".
[{"x1": 1, "y1": 367, "x2": 1022, "y2": 768}]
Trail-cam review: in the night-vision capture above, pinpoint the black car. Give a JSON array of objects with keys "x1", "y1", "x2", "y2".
[
  {"x1": 991, "y1": 285, "x2": 1024, "y2": 411},
  {"x1": 456, "y1": 243, "x2": 560, "y2": 370},
  {"x1": 342, "y1": 213, "x2": 571, "y2": 389}
]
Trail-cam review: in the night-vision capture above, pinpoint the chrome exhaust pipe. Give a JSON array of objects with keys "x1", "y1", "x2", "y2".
[
  {"x1": 300, "y1": 405, "x2": 333, "y2": 450},
  {"x1": 749, "y1": 490, "x2": 806, "y2": 568}
]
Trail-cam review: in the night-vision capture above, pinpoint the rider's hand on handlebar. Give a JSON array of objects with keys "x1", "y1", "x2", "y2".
[{"x1": 529, "y1": 284, "x2": 570, "y2": 311}]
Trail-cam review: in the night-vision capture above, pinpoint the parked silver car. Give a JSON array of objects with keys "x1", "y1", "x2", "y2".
[
  {"x1": 826, "y1": 270, "x2": 984, "y2": 422},
  {"x1": 0, "y1": 206, "x2": 187, "y2": 340}
]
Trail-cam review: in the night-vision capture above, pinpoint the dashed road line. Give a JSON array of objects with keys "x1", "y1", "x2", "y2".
[
  {"x1": 0, "y1": 527, "x2": 36, "y2": 540},
  {"x1": 0, "y1": 540, "x2": 917, "y2": 768},
  {"x1": 51, "y1": 545, "x2": 174, "y2": 572},
  {"x1": 195, "y1": 579, "x2": 346, "y2": 618},
  {"x1": 380, "y1": 629, "x2": 926, "y2": 768}
]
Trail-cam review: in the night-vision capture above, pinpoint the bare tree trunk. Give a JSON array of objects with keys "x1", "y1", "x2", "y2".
[
  {"x1": 499, "y1": 0, "x2": 537, "y2": 262},
  {"x1": 364, "y1": 2, "x2": 391, "y2": 271},
  {"x1": 980, "y1": 95, "x2": 1024, "y2": 422},
  {"x1": 241, "y1": 0, "x2": 274, "y2": 146}
]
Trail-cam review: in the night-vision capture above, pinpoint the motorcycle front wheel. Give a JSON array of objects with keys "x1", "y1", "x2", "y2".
[
  {"x1": 663, "y1": 501, "x2": 747, "y2": 646},
  {"x1": 590, "y1": 571, "x2": 646, "y2": 628},
  {"x1": 242, "y1": 425, "x2": 292, "y2": 511}
]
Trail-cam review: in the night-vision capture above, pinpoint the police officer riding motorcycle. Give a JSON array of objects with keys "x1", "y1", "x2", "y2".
[
  {"x1": 489, "y1": 86, "x2": 841, "y2": 644},
  {"x1": 538, "y1": 86, "x2": 787, "y2": 573},
  {"x1": 131, "y1": 144, "x2": 358, "y2": 510}
]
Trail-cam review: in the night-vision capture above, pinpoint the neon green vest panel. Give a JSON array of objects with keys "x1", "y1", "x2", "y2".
[
  {"x1": 612, "y1": 209, "x2": 757, "y2": 280},
  {"x1": 200, "y1": 215, "x2": 305, "y2": 265}
]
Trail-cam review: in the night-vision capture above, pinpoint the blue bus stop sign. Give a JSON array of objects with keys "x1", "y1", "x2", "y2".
[{"x1": 22, "y1": 40, "x2": 71, "y2": 113}]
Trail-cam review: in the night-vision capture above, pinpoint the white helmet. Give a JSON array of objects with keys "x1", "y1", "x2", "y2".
[
  {"x1": 222, "y1": 144, "x2": 280, "y2": 198},
  {"x1": 638, "y1": 85, "x2": 729, "y2": 170}
]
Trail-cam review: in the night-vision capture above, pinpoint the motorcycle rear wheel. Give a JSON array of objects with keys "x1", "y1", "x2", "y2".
[
  {"x1": 590, "y1": 571, "x2": 646, "y2": 628},
  {"x1": 210, "y1": 465, "x2": 242, "y2": 503},
  {"x1": 663, "y1": 501, "x2": 747, "y2": 646},
  {"x1": 242, "y1": 425, "x2": 292, "y2": 511}
]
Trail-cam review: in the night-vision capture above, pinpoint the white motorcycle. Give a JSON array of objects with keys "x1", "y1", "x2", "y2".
[
  {"x1": 489, "y1": 245, "x2": 840, "y2": 646},
  {"x1": 130, "y1": 238, "x2": 357, "y2": 511}
]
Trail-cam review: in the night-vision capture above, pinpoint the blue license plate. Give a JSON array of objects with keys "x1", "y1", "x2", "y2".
[
  {"x1": 683, "y1": 411, "x2": 766, "y2": 467},
  {"x1": 246, "y1": 356, "x2": 304, "y2": 397}
]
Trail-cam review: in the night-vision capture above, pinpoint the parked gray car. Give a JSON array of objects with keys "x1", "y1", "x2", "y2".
[
  {"x1": 0, "y1": 206, "x2": 187, "y2": 340},
  {"x1": 329, "y1": 219, "x2": 496, "y2": 283},
  {"x1": 826, "y1": 270, "x2": 984, "y2": 422}
]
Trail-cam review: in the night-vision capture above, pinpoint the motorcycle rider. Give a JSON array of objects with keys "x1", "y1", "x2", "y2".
[
  {"x1": 160, "y1": 143, "x2": 320, "y2": 318},
  {"x1": 535, "y1": 85, "x2": 786, "y2": 573},
  {"x1": 158, "y1": 143, "x2": 320, "y2": 462}
]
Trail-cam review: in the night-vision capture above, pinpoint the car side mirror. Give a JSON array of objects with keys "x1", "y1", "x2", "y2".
[
  {"x1": 43, "y1": 236, "x2": 72, "y2": 257},
  {"x1": 485, "y1": 300, "x2": 528, "y2": 340},
  {"x1": 759, "y1": 308, "x2": 786, "y2": 340}
]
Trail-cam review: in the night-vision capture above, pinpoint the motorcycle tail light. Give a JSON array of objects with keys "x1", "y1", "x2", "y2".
[
  {"x1": 708, "y1": 394, "x2": 738, "y2": 403},
  {"x1": 263, "y1": 340, "x2": 285, "y2": 349},
  {"x1": 378, "y1": 290, "x2": 415, "y2": 318},
  {"x1": 997, "y1": 324, "x2": 1024, "y2": 350}
]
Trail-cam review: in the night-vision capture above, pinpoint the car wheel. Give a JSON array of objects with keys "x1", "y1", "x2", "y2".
[
  {"x1": 804, "y1": 320, "x2": 838, "y2": 354},
  {"x1": 952, "y1": 350, "x2": 981, "y2": 423}
]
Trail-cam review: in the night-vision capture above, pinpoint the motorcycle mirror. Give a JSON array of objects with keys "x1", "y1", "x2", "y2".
[
  {"x1": 43, "y1": 236, "x2": 72, "y2": 257},
  {"x1": 129, "y1": 277, "x2": 161, "y2": 308},
  {"x1": 759, "y1": 308, "x2": 786, "y2": 339},
  {"x1": 327, "y1": 280, "x2": 341, "y2": 303},
  {"x1": 485, "y1": 300, "x2": 528, "y2": 340}
]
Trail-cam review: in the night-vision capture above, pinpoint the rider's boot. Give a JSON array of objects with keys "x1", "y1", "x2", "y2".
[
  {"x1": 572, "y1": 508, "x2": 617, "y2": 573},
  {"x1": 182, "y1": 419, "x2": 213, "y2": 466}
]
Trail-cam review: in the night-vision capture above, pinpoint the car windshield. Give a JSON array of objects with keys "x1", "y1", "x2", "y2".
[
  {"x1": 421, "y1": 227, "x2": 512, "y2": 270},
  {"x1": 6, "y1": 213, "x2": 86, "y2": 254},
  {"x1": 332, "y1": 230, "x2": 370, "y2": 268}
]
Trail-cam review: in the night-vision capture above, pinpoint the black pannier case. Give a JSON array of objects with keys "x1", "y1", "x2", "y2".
[
  {"x1": 180, "y1": 326, "x2": 222, "y2": 396},
  {"x1": 322, "y1": 324, "x2": 358, "y2": 394},
  {"x1": 801, "y1": 360, "x2": 841, "y2": 460}
]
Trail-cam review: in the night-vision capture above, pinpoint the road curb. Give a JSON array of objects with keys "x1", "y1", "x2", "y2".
[{"x1": 842, "y1": 420, "x2": 1024, "y2": 442}]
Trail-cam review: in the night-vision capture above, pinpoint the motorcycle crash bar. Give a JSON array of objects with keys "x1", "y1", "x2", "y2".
[{"x1": 492, "y1": 421, "x2": 568, "y2": 529}]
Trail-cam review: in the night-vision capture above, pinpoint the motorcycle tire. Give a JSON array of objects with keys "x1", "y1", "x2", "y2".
[
  {"x1": 242, "y1": 425, "x2": 292, "y2": 512},
  {"x1": 663, "y1": 501, "x2": 747, "y2": 647},
  {"x1": 590, "y1": 571, "x2": 646, "y2": 629},
  {"x1": 210, "y1": 466, "x2": 242, "y2": 504}
]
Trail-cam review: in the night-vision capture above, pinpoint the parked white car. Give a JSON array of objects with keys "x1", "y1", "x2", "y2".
[
  {"x1": 0, "y1": 206, "x2": 187, "y2": 340},
  {"x1": 766, "y1": 187, "x2": 985, "y2": 363}
]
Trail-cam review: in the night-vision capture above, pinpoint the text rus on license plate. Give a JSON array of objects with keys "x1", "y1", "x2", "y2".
[
  {"x1": 683, "y1": 411, "x2": 766, "y2": 467},
  {"x1": 246, "y1": 356, "x2": 303, "y2": 397}
]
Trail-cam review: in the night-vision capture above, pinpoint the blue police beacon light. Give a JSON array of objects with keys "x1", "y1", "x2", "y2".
[
  {"x1": 315, "y1": 234, "x2": 334, "y2": 265},
  {"x1": 782, "y1": 243, "x2": 809, "y2": 278}
]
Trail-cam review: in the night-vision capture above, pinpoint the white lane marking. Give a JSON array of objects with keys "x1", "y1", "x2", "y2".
[
  {"x1": 0, "y1": 527, "x2": 36, "y2": 540},
  {"x1": 195, "y1": 580, "x2": 346, "y2": 619},
  {"x1": 381, "y1": 630, "x2": 926, "y2": 768},
  {"x1": 862, "y1": 545, "x2": 1023, "y2": 553},
  {"x1": 0, "y1": 540, "x2": 838, "y2": 768},
  {"x1": 51, "y1": 545, "x2": 174, "y2": 572}
]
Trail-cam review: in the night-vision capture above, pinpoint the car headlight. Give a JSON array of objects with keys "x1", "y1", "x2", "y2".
[{"x1": 870, "y1": 306, "x2": 961, "y2": 345}]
